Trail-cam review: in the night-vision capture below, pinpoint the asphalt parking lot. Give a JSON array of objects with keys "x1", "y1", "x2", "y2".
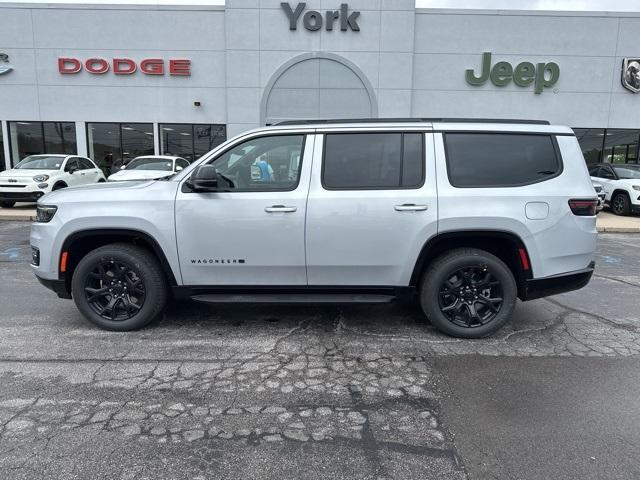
[{"x1": 1, "y1": 221, "x2": 639, "y2": 480}]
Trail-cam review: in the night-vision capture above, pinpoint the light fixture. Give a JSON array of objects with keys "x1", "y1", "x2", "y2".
[
  {"x1": 122, "y1": 126, "x2": 134, "y2": 131},
  {"x1": 179, "y1": 132, "x2": 191, "y2": 136},
  {"x1": 163, "y1": 127, "x2": 174, "y2": 131}
]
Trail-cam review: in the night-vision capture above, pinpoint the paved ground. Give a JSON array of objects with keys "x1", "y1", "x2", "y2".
[{"x1": 0, "y1": 221, "x2": 639, "y2": 479}]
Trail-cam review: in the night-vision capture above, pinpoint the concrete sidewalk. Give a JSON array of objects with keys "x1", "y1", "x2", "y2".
[{"x1": 1, "y1": 203, "x2": 640, "y2": 232}]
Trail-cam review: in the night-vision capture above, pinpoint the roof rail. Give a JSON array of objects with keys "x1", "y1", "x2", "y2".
[{"x1": 273, "y1": 118, "x2": 551, "y2": 126}]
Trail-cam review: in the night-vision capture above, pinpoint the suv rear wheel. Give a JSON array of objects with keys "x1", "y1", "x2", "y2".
[
  {"x1": 420, "y1": 248, "x2": 517, "y2": 338},
  {"x1": 71, "y1": 243, "x2": 167, "y2": 331}
]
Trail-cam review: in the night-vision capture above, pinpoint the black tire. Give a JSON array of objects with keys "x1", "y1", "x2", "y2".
[
  {"x1": 71, "y1": 243, "x2": 167, "y2": 331},
  {"x1": 52, "y1": 182, "x2": 67, "y2": 191},
  {"x1": 420, "y1": 248, "x2": 517, "y2": 339},
  {"x1": 0, "y1": 201, "x2": 15, "y2": 208},
  {"x1": 611, "y1": 192, "x2": 631, "y2": 216}
]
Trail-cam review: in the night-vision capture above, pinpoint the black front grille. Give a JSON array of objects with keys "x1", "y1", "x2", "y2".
[{"x1": 0, "y1": 184, "x2": 26, "y2": 188}]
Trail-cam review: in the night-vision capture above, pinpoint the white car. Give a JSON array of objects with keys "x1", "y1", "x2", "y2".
[
  {"x1": 31, "y1": 119, "x2": 597, "y2": 338},
  {"x1": 589, "y1": 163, "x2": 640, "y2": 216},
  {"x1": 107, "y1": 156, "x2": 190, "y2": 182},
  {"x1": 0, "y1": 154, "x2": 105, "y2": 208}
]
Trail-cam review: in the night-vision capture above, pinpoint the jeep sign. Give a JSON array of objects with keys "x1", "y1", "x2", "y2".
[
  {"x1": 466, "y1": 52, "x2": 560, "y2": 94},
  {"x1": 281, "y1": 2, "x2": 360, "y2": 31}
]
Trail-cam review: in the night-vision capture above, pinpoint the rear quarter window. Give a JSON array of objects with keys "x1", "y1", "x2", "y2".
[{"x1": 444, "y1": 133, "x2": 561, "y2": 188}]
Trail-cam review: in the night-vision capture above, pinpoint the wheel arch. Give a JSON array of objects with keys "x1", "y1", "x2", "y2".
[
  {"x1": 52, "y1": 181, "x2": 68, "y2": 189},
  {"x1": 60, "y1": 228, "x2": 178, "y2": 293},
  {"x1": 409, "y1": 230, "x2": 532, "y2": 299}
]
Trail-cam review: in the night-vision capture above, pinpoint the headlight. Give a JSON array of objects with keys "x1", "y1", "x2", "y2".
[
  {"x1": 35, "y1": 205, "x2": 57, "y2": 223},
  {"x1": 633, "y1": 185, "x2": 640, "y2": 191},
  {"x1": 33, "y1": 175, "x2": 50, "y2": 182}
]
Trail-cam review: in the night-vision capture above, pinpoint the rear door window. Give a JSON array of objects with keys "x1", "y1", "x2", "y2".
[
  {"x1": 322, "y1": 132, "x2": 424, "y2": 189},
  {"x1": 444, "y1": 133, "x2": 561, "y2": 187}
]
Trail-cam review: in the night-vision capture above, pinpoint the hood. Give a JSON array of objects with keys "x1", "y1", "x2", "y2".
[
  {"x1": 39, "y1": 179, "x2": 154, "y2": 204},
  {"x1": 614, "y1": 178, "x2": 640, "y2": 188},
  {"x1": 0, "y1": 168, "x2": 61, "y2": 179},
  {"x1": 108, "y1": 170, "x2": 173, "y2": 181}
]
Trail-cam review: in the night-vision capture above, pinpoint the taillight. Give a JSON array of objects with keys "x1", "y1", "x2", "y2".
[{"x1": 568, "y1": 199, "x2": 597, "y2": 216}]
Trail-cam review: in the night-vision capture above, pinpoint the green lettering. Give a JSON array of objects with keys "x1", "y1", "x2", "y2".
[
  {"x1": 490, "y1": 61, "x2": 513, "y2": 87},
  {"x1": 535, "y1": 62, "x2": 560, "y2": 94},
  {"x1": 465, "y1": 52, "x2": 491, "y2": 85},
  {"x1": 513, "y1": 62, "x2": 535, "y2": 87}
]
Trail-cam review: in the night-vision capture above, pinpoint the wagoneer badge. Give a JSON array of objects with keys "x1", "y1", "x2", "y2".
[
  {"x1": 0, "y1": 53, "x2": 13, "y2": 75},
  {"x1": 622, "y1": 58, "x2": 640, "y2": 93}
]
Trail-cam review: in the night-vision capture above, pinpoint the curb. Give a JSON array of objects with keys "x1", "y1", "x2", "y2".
[
  {"x1": 0, "y1": 215, "x2": 35, "y2": 221},
  {"x1": 598, "y1": 226, "x2": 640, "y2": 233}
]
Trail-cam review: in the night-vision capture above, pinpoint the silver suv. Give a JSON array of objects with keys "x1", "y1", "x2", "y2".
[{"x1": 30, "y1": 119, "x2": 598, "y2": 338}]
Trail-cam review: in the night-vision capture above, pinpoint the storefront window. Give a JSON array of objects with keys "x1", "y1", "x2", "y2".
[
  {"x1": 0, "y1": 126, "x2": 5, "y2": 171},
  {"x1": 87, "y1": 123, "x2": 154, "y2": 174},
  {"x1": 9, "y1": 121, "x2": 77, "y2": 165},
  {"x1": 603, "y1": 129, "x2": 639, "y2": 164},
  {"x1": 160, "y1": 124, "x2": 226, "y2": 162},
  {"x1": 573, "y1": 128, "x2": 605, "y2": 164}
]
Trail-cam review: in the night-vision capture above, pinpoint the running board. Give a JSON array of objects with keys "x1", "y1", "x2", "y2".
[{"x1": 190, "y1": 293, "x2": 396, "y2": 304}]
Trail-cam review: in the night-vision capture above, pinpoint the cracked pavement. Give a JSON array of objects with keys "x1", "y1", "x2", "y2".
[{"x1": 1, "y1": 221, "x2": 639, "y2": 479}]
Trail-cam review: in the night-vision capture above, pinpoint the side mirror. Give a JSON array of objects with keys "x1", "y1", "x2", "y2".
[
  {"x1": 120, "y1": 165, "x2": 126, "y2": 170},
  {"x1": 175, "y1": 166, "x2": 183, "y2": 172},
  {"x1": 188, "y1": 165, "x2": 218, "y2": 192},
  {"x1": 67, "y1": 165, "x2": 78, "y2": 174}
]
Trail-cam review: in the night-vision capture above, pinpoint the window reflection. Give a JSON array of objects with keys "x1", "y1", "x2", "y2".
[
  {"x1": 603, "y1": 129, "x2": 639, "y2": 164},
  {"x1": 573, "y1": 128, "x2": 640, "y2": 165},
  {"x1": 160, "y1": 123, "x2": 226, "y2": 162},
  {"x1": 87, "y1": 123, "x2": 153, "y2": 175},
  {"x1": 9, "y1": 121, "x2": 77, "y2": 166}
]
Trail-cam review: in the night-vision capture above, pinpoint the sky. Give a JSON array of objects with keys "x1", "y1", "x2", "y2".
[{"x1": 0, "y1": 0, "x2": 637, "y2": 12}]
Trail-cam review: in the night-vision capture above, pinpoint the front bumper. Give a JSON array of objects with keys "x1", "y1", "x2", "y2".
[
  {"x1": 0, "y1": 190, "x2": 46, "y2": 202},
  {"x1": 35, "y1": 274, "x2": 71, "y2": 299},
  {"x1": 521, "y1": 261, "x2": 595, "y2": 301}
]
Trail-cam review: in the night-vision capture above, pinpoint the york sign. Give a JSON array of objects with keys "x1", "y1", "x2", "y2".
[
  {"x1": 466, "y1": 52, "x2": 559, "y2": 94},
  {"x1": 58, "y1": 57, "x2": 191, "y2": 76},
  {"x1": 281, "y1": 2, "x2": 360, "y2": 31}
]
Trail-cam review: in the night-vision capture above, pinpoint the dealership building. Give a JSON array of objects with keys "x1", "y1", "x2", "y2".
[{"x1": 1, "y1": 0, "x2": 640, "y2": 171}]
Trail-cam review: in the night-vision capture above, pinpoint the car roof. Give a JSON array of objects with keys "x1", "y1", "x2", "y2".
[{"x1": 245, "y1": 118, "x2": 574, "y2": 135}]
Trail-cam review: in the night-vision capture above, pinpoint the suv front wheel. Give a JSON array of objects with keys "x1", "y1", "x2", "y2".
[
  {"x1": 420, "y1": 248, "x2": 517, "y2": 338},
  {"x1": 71, "y1": 243, "x2": 167, "y2": 331}
]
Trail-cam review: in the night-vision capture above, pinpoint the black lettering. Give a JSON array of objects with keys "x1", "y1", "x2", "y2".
[
  {"x1": 191, "y1": 259, "x2": 196, "y2": 264},
  {"x1": 281, "y1": 2, "x2": 306, "y2": 30},
  {"x1": 340, "y1": 3, "x2": 359, "y2": 31},
  {"x1": 303, "y1": 10, "x2": 322, "y2": 31},
  {"x1": 325, "y1": 10, "x2": 339, "y2": 30}
]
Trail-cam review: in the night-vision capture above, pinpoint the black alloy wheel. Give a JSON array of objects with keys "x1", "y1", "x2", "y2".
[
  {"x1": 438, "y1": 266, "x2": 503, "y2": 328},
  {"x1": 84, "y1": 258, "x2": 146, "y2": 322},
  {"x1": 71, "y1": 243, "x2": 167, "y2": 331},
  {"x1": 611, "y1": 193, "x2": 630, "y2": 216},
  {"x1": 420, "y1": 248, "x2": 517, "y2": 338}
]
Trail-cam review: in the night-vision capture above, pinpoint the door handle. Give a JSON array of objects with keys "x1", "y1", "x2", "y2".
[
  {"x1": 394, "y1": 203, "x2": 428, "y2": 211},
  {"x1": 265, "y1": 205, "x2": 297, "y2": 213}
]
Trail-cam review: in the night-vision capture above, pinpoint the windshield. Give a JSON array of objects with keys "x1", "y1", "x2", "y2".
[
  {"x1": 613, "y1": 165, "x2": 640, "y2": 179},
  {"x1": 14, "y1": 155, "x2": 64, "y2": 170},
  {"x1": 125, "y1": 158, "x2": 173, "y2": 171}
]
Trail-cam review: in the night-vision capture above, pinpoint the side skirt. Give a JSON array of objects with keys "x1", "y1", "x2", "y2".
[{"x1": 171, "y1": 286, "x2": 417, "y2": 304}]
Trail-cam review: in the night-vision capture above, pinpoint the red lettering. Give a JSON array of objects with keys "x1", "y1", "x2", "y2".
[
  {"x1": 58, "y1": 58, "x2": 81, "y2": 74},
  {"x1": 140, "y1": 59, "x2": 164, "y2": 75},
  {"x1": 169, "y1": 59, "x2": 191, "y2": 76},
  {"x1": 84, "y1": 58, "x2": 109, "y2": 74},
  {"x1": 113, "y1": 58, "x2": 136, "y2": 75}
]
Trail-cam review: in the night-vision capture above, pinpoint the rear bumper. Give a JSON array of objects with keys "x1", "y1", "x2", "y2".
[
  {"x1": 521, "y1": 261, "x2": 595, "y2": 301},
  {"x1": 35, "y1": 274, "x2": 71, "y2": 299}
]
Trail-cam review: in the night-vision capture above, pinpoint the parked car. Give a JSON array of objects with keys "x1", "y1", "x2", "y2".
[
  {"x1": 31, "y1": 119, "x2": 598, "y2": 338},
  {"x1": 593, "y1": 182, "x2": 605, "y2": 212},
  {"x1": 107, "y1": 156, "x2": 190, "y2": 181},
  {"x1": 589, "y1": 163, "x2": 640, "y2": 216},
  {"x1": 0, "y1": 154, "x2": 105, "y2": 208}
]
